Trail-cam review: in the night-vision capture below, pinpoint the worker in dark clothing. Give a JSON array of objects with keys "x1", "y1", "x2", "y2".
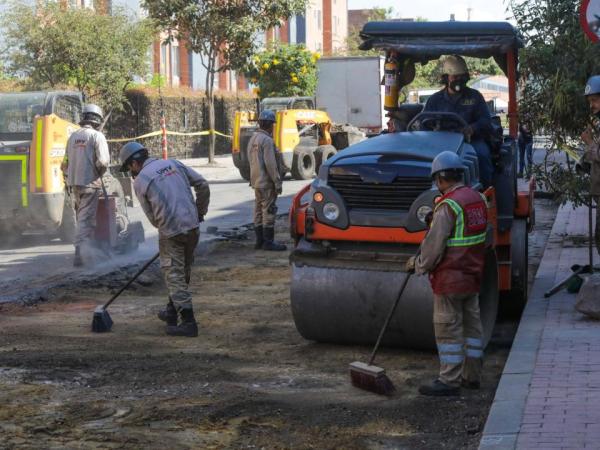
[
  {"x1": 406, "y1": 151, "x2": 488, "y2": 396},
  {"x1": 581, "y1": 75, "x2": 600, "y2": 256},
  {"x1": 424, "y1": 55, "x2": 494, "y2": 187},
  {"x1": 518, "y1": 122, "x2": 534, "y2": 178},
  {"x1": 247, "y1": 109, "x2": 286, "y2": 251}
]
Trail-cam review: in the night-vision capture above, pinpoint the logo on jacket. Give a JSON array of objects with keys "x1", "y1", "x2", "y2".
[{"x1": 156, "y1": 165, "x2": 176, "y2": 177}]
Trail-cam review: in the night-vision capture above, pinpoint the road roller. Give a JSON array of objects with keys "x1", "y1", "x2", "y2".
[{"x1": 288, "y1": 20, "x2": 534, "y2": 350}]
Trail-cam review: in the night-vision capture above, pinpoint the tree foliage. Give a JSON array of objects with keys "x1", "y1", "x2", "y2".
[
  {"x1": 0, "y1": 2, "x2": 155, "y2": 118},
  {"x1": 142, "y1": 0, "x2": 307, "y2": 163},
  {"x1": 510, "y1": 0, "x2": 600, "y2": 205},
  {"x1": 244, "y1": 44, "x2": 319, "y2": 98}
]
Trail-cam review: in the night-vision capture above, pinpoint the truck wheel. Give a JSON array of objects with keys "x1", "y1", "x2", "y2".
[
  {"x1": 291, "y1": 148, "x2": 316, "y2": 180},
  {"x1": 239, "y1": 165, "x2": 251, "y2": 181},
  {"x1": 314, "y1": 145, "x2": 337, "y2": 171},
  {"x1": 500, "y1": 218, "x2": 529, "y2": 317}
]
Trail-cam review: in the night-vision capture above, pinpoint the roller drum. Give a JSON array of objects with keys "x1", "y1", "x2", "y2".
[{"x1": 290, "y1": 251, "x2": 499, "y2": 350}]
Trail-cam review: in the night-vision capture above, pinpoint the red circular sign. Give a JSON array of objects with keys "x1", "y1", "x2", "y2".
[{"x1": 581, "y1": 0, "x2": 600, "y2": 42}]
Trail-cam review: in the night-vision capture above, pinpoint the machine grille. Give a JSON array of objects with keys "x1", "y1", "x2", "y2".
[
  {"x1": 0, "y1": 160, "x2": 23, "y2": 211},
  {"x1": 328, "y1": 174, "x2": 432, "y2": 210}
]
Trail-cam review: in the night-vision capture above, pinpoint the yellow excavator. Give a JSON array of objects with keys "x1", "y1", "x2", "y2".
[
  {"x1": 0, "y1": 91, "x2": 142, "y2": 250},
  {"x1": 231, "y1": 97, "x2": 363, "y2": 180}
]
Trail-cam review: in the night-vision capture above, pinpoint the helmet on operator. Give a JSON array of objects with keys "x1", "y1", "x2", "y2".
[{"x1": 441, "y1": 55, "x2": 470, "y2": 93}]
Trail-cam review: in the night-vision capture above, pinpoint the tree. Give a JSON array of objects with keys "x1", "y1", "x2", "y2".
[
  {"x1": 244, "y1": 44, "x2": 319, "y2": 98},
  {"x1": 0, "y1": 2, "x2": 155, "y2": 124},
  {"x1": 143, "y1": 0, "x2": 307, "y2": 164},
  {"x1": 510, "y1": 0, "x2": 600, "y2": 205},
  {"x1": 346, "y1": 7, "x2": 393, "y2": 56}
]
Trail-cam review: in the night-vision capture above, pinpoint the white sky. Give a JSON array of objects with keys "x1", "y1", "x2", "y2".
[{"x1": 347, "y1": 0, "x2": 513, "y2": 22}]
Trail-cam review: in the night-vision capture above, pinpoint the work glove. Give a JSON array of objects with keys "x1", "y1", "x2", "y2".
[
  {"x1": 576, "y1": 161, "x2": 591, "y2": 175},
  {"x1": 276, "y1": 184, "x2": 283, "y2": 195},
  {"x1": 425, "y1": 211, "x2": 434, "y2": 228},
  {"x1": 198, "y1": 214, "x2": 204, "y2": 223},
  {"x1": 405, "y1": 256, "x2": 416, "y2": 274},
  {"x1": 462, "y1": 124, "x2": 474, "y2": 140}
]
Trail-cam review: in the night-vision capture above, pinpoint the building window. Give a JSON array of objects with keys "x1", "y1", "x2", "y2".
[
  {"x1": 160, "y1": 44, "x2": 167, "y2": 76},
  {"x1": 171, "y1": 45, "x2": 180, "y2": 80},
  {"x1": 318, "y1": 10, "x2": 322, "y2": 30}
]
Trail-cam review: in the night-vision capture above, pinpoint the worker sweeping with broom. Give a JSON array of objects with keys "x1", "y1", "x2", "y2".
[
  {"x1": 119, "y1": 142, "x2": 210, "y2": 337},
  {"x1": 406, "y1": 151, "x2": 488, "y2": 396}
]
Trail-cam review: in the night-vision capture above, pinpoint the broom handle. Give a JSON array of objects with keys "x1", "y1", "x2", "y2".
[
  {"x1": 590, "y1": 194, "x2": 594, "y2": 275},
  {"x1": 368, "y1": 272, "x2": 412, "y2": 366},
  {"x1": 103, "y1": 252, "x2": 160, "y2": 309}
]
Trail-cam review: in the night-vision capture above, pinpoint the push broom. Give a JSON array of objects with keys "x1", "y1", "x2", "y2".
[
  {"x1": 349, "y1": 271, "x2": 412, "y2": 395},
  {"x1": 91, "y1": 252, "x2": 159, "y2": 332}
]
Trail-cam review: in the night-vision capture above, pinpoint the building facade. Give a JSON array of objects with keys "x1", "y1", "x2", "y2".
[{"x1": 47, "y1": 0, "x2": 348, "y2": 93}]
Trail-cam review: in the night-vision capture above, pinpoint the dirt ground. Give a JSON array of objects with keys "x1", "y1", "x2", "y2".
[{"x1": 0, "y1": 199, "x2": 556, "y2": 450}]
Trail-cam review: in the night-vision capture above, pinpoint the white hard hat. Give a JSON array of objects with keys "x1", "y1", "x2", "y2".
[{"x1": 441, "y1": 55, "x2": 469, "y2": 76}]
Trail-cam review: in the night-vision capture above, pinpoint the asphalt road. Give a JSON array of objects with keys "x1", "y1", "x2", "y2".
[{"x1": 0, "y1": 156, "x2": 309, "y2": 303}]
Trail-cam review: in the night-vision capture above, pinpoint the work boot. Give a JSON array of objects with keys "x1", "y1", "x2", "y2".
[
  {"x1": 262, "y1": 226, "x2": 287, "y2": 251},
  {"x1": 254, "y1": 225, "x2": 264, "y2": 250},
  {"x1": 461, "y1": 379, "x2": 481, "y2": 390},
  {"x1": 73, "y1": 246, "x2": 83, "y2": 267},
  {"x1": 418, "y1": 379, "x2": 460, "y2": 397},
  {"x1": 157, "y1": 301, "x2": 177, "y2": 326},
  {"x1": 166, "y1": 309, "x2": 198, "y2": 337}
]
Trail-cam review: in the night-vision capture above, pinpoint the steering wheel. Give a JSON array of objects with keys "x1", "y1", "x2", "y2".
[{"x1": 407, "y1": 112, "x2": 469, "y2": 135}]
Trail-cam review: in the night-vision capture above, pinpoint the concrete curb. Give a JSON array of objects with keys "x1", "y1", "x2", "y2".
[{"x1": 479, "y1": 205, "x2": 567, "y2": 449}]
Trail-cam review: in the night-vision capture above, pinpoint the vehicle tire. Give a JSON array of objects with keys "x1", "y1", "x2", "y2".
[
  {"x1": 239, "y1": 165, "x2": 251, "y2": 181},
  {"x1": 58, "y1": 195, "x2": 76, "y2": 243},
  {"x1": 499, "y1": 218, "x2": 529, "y2": 317},
  {"x1": 314, "y1": 145, "x2": 337, "y2": 171},
  {"x1": 291, "y1": 147, "x2": 316, "y2": 180}
]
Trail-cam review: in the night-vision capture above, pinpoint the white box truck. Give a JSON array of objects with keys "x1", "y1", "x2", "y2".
[{"x1": 316, "y1": 56, "x2": 386, "y2": 135}]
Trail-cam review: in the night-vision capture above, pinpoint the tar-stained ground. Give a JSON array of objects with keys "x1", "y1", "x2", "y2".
[{"x1": 0, "y1": 199, "x2": 556, "y2": 450}]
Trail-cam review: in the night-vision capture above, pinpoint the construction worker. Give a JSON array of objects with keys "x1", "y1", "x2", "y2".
[
  {"x1": 119, "y1": 142, "x2": 210, "y2": 337},
  {"x1": 406, "y1": 151, "x2": 488, "y2": 396},
  {"x1": 424, "y1": 55, "x2": 494, "y2": 187},
  {"x1": 61, "y1": 104, "x2": 110, "y2": 267},
  {"x1": 247, "y1": 109, "x2": 286, "y2": 251},
  {"x1": 581, "y1": 75, "x2": 600, "y2": 256}
]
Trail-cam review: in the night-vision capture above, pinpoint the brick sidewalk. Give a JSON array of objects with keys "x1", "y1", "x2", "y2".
[{"x1": 480, "y1": 204, "x2": 600, "y2": 450}]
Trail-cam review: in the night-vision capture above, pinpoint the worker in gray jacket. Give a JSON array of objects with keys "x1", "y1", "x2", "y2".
[
  {"x1": 581, "y1": 75, "x2": 600, "y2": 255},
  {"x1": 61, "y1": 104, "x2": 110, "y2": 267},
  {"x1": 247, "y1": 109, "x2": 286, "y2": 251},
  {"x1": 119, "y1": 142, "x2": 210, "y2": 337}
]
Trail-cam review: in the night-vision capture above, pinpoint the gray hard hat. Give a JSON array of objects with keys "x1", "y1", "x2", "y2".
[
  {"x1": 80, "y1": 103, "x2": 103, "y2": 126},
  {"x1": 431, "y1": 151, "x2": 466, "y2": 178},
  {"x1": 259, "y1": 109, "x2": 276, "y2": 122},
  {"x1": 441, "y1": 55, "x2": 469, "y2": 76},
  {"x1": 119, "y1": 141, "x2": 147, "y2": 171},
  {"x1": 584, "y1": 75, "x2": 600, "y2": 96}
]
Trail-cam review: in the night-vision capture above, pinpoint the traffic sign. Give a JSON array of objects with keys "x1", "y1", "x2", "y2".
[{"x1": 581, "y1": 0, "x2": 600, "y2": 42}]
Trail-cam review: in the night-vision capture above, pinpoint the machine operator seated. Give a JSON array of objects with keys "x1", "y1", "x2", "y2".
[{"x1": 424, "y1": 55, "x2": 494, "y2": 187}]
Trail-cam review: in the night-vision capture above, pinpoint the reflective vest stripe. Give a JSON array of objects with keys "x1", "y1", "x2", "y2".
[{"x1": 439, "y1": 198, "x2": 486, "y2": 248}]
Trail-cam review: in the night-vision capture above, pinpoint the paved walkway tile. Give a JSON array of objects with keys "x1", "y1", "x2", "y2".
[{"x1": 481, "y1": 204, "x2": 600, "y2": 450}]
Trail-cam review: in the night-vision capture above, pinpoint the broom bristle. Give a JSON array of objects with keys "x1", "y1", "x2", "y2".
[
  {"x1": 349, "y1": 362, "x2": 396, "y2": 395},
  {"x1": 91, "y1": 306, "x2": 113, "y2": 333}
]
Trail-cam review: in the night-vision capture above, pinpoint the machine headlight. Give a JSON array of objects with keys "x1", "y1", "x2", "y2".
[
  {"x1": 323, "y1": 202, "x2": 340, "y2": 221},
  {"x1": 417, "y1": 205, "x2": 433, "y2": 224}
]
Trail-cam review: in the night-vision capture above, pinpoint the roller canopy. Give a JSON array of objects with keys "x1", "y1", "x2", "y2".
[{"x1": 359, "y1": 21, "x2": 523, "y2": 76}]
